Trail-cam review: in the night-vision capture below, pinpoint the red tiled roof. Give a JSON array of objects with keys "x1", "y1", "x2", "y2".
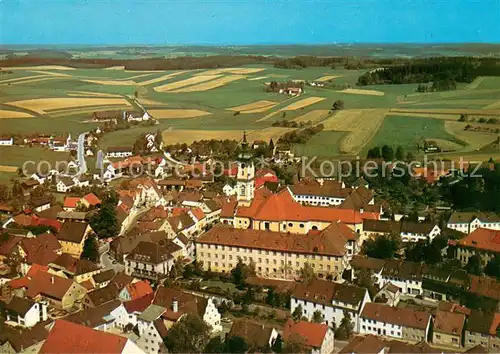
[
  {"x1": 0, "y1": 234, "x2": 22, "y2": 257},
  {"x1": 82, "y1": 193, "x2": 101, "y2": 206},
  {"x1": 26, "y1": 270, "x2": 75, "y2": 300},
  {"x1": 361, "y1": 303, "x2": 430, "y2": 330},
  {"x1": 283, "y1": 319, "x2": 328, "y2": 349},
  {"x1": 20, "y1": 233, "x2": 61, "y2": 265},
  {"x1": 125, "y1": 280, "x2": 154, "y2": 300},
  {"x1": 434, "y1": 309, "x2": 466, "y2": 335},
  {"x1": 236, "y1": 188, "x2": 378, "y2": 224},
  {"x1": 63, "y1": 197, "x2": 81, "y2": 209},
  {"x1": 39, "y1": 320, "x2": 128, "y2": 354},
  {"x1": 457, "y1": 228, "x2": 500, "y2": 253},
  {"x1": 219, "y1": 197, "x2": 238, "y2": 218},
  {"x1": 469, "y1": 275, "x2": 500, "y2": 300},
  {"x1": 190, "y1": 207, "x2": 205, "y2": 221},
  {"x1": 123, "y1": 293, "x2": 154, "y2": 314}
]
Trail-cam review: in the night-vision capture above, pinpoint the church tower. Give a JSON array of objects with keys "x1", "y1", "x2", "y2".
[{"x1": 236, "y1": 132, "x2": 255, "y2": 207}]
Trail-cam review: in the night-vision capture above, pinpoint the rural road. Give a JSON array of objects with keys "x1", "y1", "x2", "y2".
[
  {"x1": 163, "y1": 151, "x2": 188, "y2": 166},
  {"x1": 77, "y1": 132, "x2": 88, "y2": 175}
]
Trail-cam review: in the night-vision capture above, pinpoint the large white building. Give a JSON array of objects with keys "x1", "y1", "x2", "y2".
[
  {"x1": 4, "y1": 297, "x2": 48, "y2": 328},
  {"x1": 290, "y1": 279, "x2": 370, "y2": 331},
  {"x1": 124, "y1": 241, "x2": 175, "y2": 281},
  {"x1": 447, "y1": 212, "x2": 500, "y2": 234}
]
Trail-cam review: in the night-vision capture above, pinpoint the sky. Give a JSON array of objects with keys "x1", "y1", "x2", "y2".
[{"x1": 1, "y1": 0, "x2": 499, "y2": 45}]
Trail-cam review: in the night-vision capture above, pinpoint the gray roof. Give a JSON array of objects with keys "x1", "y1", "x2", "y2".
[{"x1": 138, "y1": 304, "x2": 167, "y2": 322}]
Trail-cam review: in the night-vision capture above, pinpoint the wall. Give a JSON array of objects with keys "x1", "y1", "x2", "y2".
[{"x1": 433, "y1": 331, "x2": 461, "y2": 348}]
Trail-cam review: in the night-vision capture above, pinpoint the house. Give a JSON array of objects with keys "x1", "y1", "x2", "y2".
[
  {"x1": 48, "y1": 253, "x2": 100, "y2": 283},
  {"x1": 1, "y1": 323, "x2": 49, "y2": 354},
  {"x1": 119, "y1": 280, "x2": 154, "y2": 302},
  {"x1": 362, "y1": 219, "x2": 441, "y2": 243},
  {"x1": 121, "y1": 292, "x2": 155, "y2": 328},
  {"x1": 379, "y1": 259, "x2": 426, "y2": 296},
  {"x1": 56, "y1": 176, "x2": 75, "y2": 193},
  {"x1": 288, "y1": 179, "x2": 350, "y2": 206},
  {"x1": 195, "y1": 222, "x2": 358, "y2": 281},
  {"x1": 359, "y1": 303, "x2": 432, "y2": 342},
  {"x1": 126, "y1": 110, "x2": 150, "y2": 122},
  {"x1": 433, "y1": 309, "x2": 466, "y2": 348},
  {"x1": 373, "y1": 282, "x2": 401, "y2": 307},
  {"x1": 91, "y1": 269, "x2": 116, "y2": 289},
  {"x1": 283, "y1": 319, "x2": 335, "y2": 354},
  {"x1": 152, "y1": 286, "x2": 222, "y2": 332},
  {"x1": 124, "y1": 241, "x2": 175, "y2": 281},
  {"x1": 135, "y1": 304, "x2": 169, "y2": 353},
  {"x1": 18, "y1": 233, "x2": 62, "y2": 273},
  {"x1": 81, "y1": 193, "x2": 101, "y2": 208},
  {"x1": 30, "y1": 195, "x2": 52, "y2": 213},
  {"x1": 279, "y1": 87, "x2": 303, "y2": 96},
  {"x1": 90, "y1": 110, "x2": 122, "y2": 123},
  {"x1": 23, "y1": 271, "x2": 87, "y2": 310},
  {"x1": 110, "y1": 230, "x2": 169, "y2": 261},
  {"x1": 228, "y1": 319, "x2": 279, "y2": 351},
  {"x1": 21, "y1": 179, "x2": 40, "y2": 196},
  {"x1": 63, "y1": 196, "x2": 81, "y2": 211},
  {"x1": 56, "y1": 221, "x2": 92, "y2": 257},
  {"x1": 465, "y1": 311, "x2": 500, "y2": 351},
  {"x1": 447, "y1": 212, "x2": 500, "y2": 233},
  {"x1": 423, "y1": 140, "x2": 439, "y2": 153},
  {"x1": 0, "y1": 136, "x2": 13, "y2": 145},
  {"x1": 106, "y1": 146, "x2": 134, "y2": 158},
  {"x1": 82, "y1": 284, "x2": 121, "y2": 308},
  {"x1": 63, "y1": 300, "x2": 126, "y2": 331},
  {"x1": 39, "y1": 319, "x2": 145, "y2": 354},
  {"x1": 291, "y1": 279, "x2": 371, "y2": 331},
  {"x1": 223, "y1": 181, "x2": 236, "y2": 196},
  {"x1": 4, "y1": 296, "x2": 48, "y2": 327},
  {"x1": 454, "y1": 228, "x2": 500, "y2": 267},
  {"x1": 340, "y1": 334, "x2": 438, "y2": 354}
]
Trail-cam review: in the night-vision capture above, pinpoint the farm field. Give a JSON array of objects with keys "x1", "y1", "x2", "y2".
[
  {"x1": 0, "y1": 64, "x2": 499, "y2": 162},
  {"x1": 293, "y1": 131, "x2": 347, "y2": 157},
  {"x1": 0, "y1": 146, "x2": 70, "y2": 173}
]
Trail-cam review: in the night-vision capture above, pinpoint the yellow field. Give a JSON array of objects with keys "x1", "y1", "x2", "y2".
[
  {"x1": 50, "y1": 106, "x2": 131, "y2": 118},
  {"x1": 170, "y1": 75, "x2": 244, "y2": 93},
  {"x1": 466, "y1": 77, "x2": 485, "y2": 90},
  {"x1": 431, "y1": 138, "x2": 464, "y2": 152},
  {"x1": 137, "y1": 71, "x2": 188, "y2": 86},
  {"x1": 0, "y1": 74, "x2": 50, "y2": 84},
  {"x1": 82, "y1": 79, "x2": 137, "y2": 86},
  {"x1": 0, "y1": 110, "x2": 35, "y2": 118},
  {"x1": 104, "y1": 66, "x2": 126, "y2": 70},
  {"x1": 154, "y1": 75, "x2": 221, "y2": 92},
  {"x1": 11, "y1": 77, "x2": 60, "y2": 85},
  {"x1": 8, "y1": 98, "x2": 132, "y2": 114},
  {"x1": 292, "y1": 110, "x2": 331, "y2": 123},
  {"x1": 136, "y1": 98, "x2": 168, "y2": 106},
  {"x1": 68, "y1": 91, "x2": 122, "y2": 98},
  {"x1": 445, "y1": 121, "x2": 499, "y2": 151},
  {"x1": 406, "y1": 88, "x2": 500, "y2": 100},
  {"x1": 248, "y1": 76, "x2": 268, "y2": 81},
  {"x1": 162, "y1": 127, "x2": 292, "y2": 145},
  {"x1": 0, "y1": 165, "x2": 18, "y2": 172},
  {"x1": 148, "y1": 109, "x2": 211, "y2": 119},
  {"x1": 280, "y1": 96, "x2": 326, "y2": 111},
  {"x1": 337, "y1": 88, "x2": 385, "y2": 96},
  {"x1": 117, "y1": 73, "x2": 156, "y2": 81},
  {"x1": 390, "y1": 108, "x2": 500, "y2": 116},
  {"x1": 30, "y1": 70, "x2": 72, "y2": 77},
  {"x1": 3, "y1": 65, "x2": 76, "y2": 70},
  {"x1": 385, "y1": 111, "x2": 460, "y2": 120},
  {"x1": 195, "y1": 68, "x2": 264, "y2": 76},
  {"x1": 228, "y1": 100, "x2": 277, "y2": 112},
  {"x1": 315, "y1": 75, "x2": 341, "y2": 82},
  {"x1": 322, "y1": 109, "x2": 388, "y2": 154}
]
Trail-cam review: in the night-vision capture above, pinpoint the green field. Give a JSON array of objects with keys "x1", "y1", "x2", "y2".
[
  {"x1": 365, "y1": 115, "x2": 463, "y2": 154},
  {"x1": 293, "y1": 131, "x2": 347, "y2": 157}
]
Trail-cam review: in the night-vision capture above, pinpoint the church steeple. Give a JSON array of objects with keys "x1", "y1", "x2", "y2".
[{"x1": 236, "y1": 131, "x2": 255, "y2": 207}]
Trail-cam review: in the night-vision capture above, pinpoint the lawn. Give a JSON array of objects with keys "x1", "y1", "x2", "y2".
[
  {"x1": 293, "y1": 131, "x2": 347, "y2": 157},
  {"x1": 365, "y1": 115, "x2": 462, "y2": 154},
  {"x1": 0, "y1": 146, "x2": 71, "y2": 173}
]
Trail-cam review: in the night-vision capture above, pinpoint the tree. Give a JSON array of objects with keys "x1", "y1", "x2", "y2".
[
  {"x1": 312, "y1": 310, "x2": 325, "y2": 323},
  {"x1": 231, "y1": 257, "x2": 256, "y2": 287},
  {"x1": 271, "y1": 334, "x2": 283, "y2": 353},
  {"x1": 381, "y1": 145, "x2": 394, "y2": 161},
  {"x1": 90, "y1": 201, "x2": 118, "y2": 239},
  {"x1": 225, "y1": 336, "x2": 249, "y2": 353},
  {"x1": 155, "y1": 128, "x2": 163, "y2": 148},
  {"x1": 12, "y1": 180, "x2": 23, "y2": 197},
  {"x1": 367, "y1": 146, "x2": 382, "y2": 159},
  {"x1": 163, "y1": 313, "x2": 210, "y2": 353},
  {"x1": 466, "y1": 254, "x2": 482, "y2": 276},
  {"x1": 332, "y1": 100, "x2": 345, "y2": 110},
  {"x1": 299, "y1": 263, "x2": 316, "y2": 283},
  {"x1": 395, "y1": 146, "x2": 405, "y2": 161},
  {"x1": 485, "y1": 255, "x2": 500, "y2": 279},
  {"x1": 283, "y1": 333, "x2": 306, "y2": 353},
  {"x1": 335, "y1": 312, "x2": 354, "y2": 340},
  {"x1": 80, "y1": 233, "x2": 99, "y2": 262},
  {"x1": 353, "y1": 268, "x2": 378, "y2": 298},
  {"x1": 361, "y1": 233, "x2": 400, "y2": 259},
  {"x1": 204, "y1": 337, "x2": 225, "y2": 353},
  {"x1": 292, "y1": 304, "x2": 303, "y2": 321}
]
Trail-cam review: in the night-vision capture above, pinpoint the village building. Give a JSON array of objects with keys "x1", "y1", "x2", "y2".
[
  {"x1": 124, "y1": 241, "x2": 175, "y2": 281},
  {"x1": 373, "y1": 282, "x2": 401, "y2": 307},
  {"x1": 291, "y1": 279, "x2": 370, "y2": 331},
  {"x1": 453, "y1": 228, "x2": 500, "y2": 266},
  {"x1": 56, "y1": 221, "x2": 93, "y2": 257},
  {"x1": 359, "y1": 302, "x2": 431, "y2": 342},
  {"x1": 90, "y1": 110, "x2": 122, "y2": 123},
  {"x1": 126, "y1": 110, "x2": 150, "y2": 122},
  {"x1": 362, "y1": 219, "x2": 441, "y2": 243},
  {"x1": 106, "y1": 146, "x2": 134, "y2": 158},
  {"x1": 0, "y1": 136, "x2": 14, "y2": 145},
  {"x1": 283, "y1": 319, "x2": 335, "y2": 354},
  {"x1": 134, "y1": 304, "x2": 169, "y2": 353},
  {"x1": 4, "y1": 296, "x2": 48, "y2": 327},
  {"x1": 228, "y1": 319, "x2": 279, "y2": 351},
  {"x1": 433, "y1": 309, "x2": 466, "y2": 348},
  {"x1": 465, "y1": 311, "x2": 500, "y2": 351},
  {"x1": 447, "y1": 212, "x2": 500, "y2": 233},
  {"x1": 39, "y1": 319, "x2": 145, "y2": 354},
  {"x1": 195, "y1": 222, "x2": 358, "y2": 280}
]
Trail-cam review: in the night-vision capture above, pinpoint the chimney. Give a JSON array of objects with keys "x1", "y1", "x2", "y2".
[
  {"x1": 50, "y1": 276, "x2": 54, "y2": 284},
  {"x1": 360, "y1": 208, "x2": 364, "y2": 214},
  {"x1": 172, "y1": 298, "x2": 179, "y2": 313}
]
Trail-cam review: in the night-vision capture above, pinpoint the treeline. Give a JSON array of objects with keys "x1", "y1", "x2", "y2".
[
  {"x1": 0, "y1": 55, "x2": 273, "y2": 70},
  {"x1": 273, "y1": 55, "x2": 396, "y2": 69},
  {"x1": 278, "y1": 124, "x2": 324, "y2": 145},
  {"x1": 265, "y1": 80, "x2": 304, "y2": 93},
  {"x1": 357, "y1": 57, "x2": 500, "y2": 86}
]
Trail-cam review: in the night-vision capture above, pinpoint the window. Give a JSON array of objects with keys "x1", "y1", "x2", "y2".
[{"x1": 299, "y1": 223, "x2": 305, "y2": 228}]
